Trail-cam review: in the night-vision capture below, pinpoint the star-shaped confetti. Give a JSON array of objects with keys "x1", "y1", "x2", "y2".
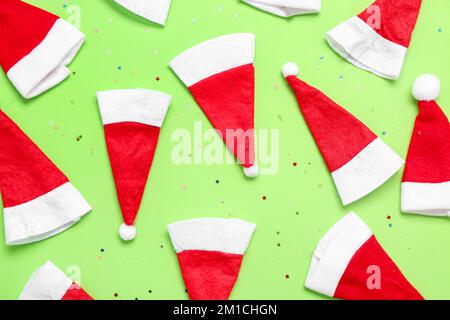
[
  {"x1": 262, "y1": 196, "x2": 267, "y2": 200},
  {"x1": 285, "y1": 274, "x2": 290, "y2": 279}
]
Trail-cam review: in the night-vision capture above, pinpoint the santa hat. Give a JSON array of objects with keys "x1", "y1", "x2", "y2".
[
  {"x1": 242, "y1": 0, "x2": 321, "y2": 17},
  {"x1": 326, "y1": 0, "x2": 423, "y2": 80},
  {"x1": 19, "y1": 261, "x2": 93, "y2": 300},
  {"x1": 169, "y1": 33, "x2": 259, "y2": 178},
  {"x1": 402, "y1": 75, "x2": 450, "y2": 217},
  {"x1": 305, "y1": 212, "x2": 424, "y2": 300},
  {"x1": 282, "y1": 63, "x2": 404, "y2": 205},
  {"x1": 0, "y1": 0, "x2": 85, "y2": 98},
  {"x1": 167, "y1": 218, "x2": 255, "y2": 300},
  {"x1": 113, "y1": 0, "x2": 172, "y2": 25},
  {"x1": 0, "y1": 111, "x2": 91, "y2": 246},
  {"x1": 97, "y1": 89, "x2": 172, "y2": 241}
]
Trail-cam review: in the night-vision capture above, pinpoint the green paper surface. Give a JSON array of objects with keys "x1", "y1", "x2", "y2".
[{"x1": 0, "y1": 0, "x2": 449, "y2": 300}]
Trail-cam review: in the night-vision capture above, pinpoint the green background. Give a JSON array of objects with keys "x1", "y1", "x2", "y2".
[{"x1": 0, "y1": 0, "x2": 449, "y2": 300}]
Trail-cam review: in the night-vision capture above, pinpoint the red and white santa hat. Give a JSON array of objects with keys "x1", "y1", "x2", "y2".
[
  {"x1": 402, "y1": 75, "x2": 450, "y2": 217},
  {"x1": 167, "y1": 218, "x2": 255, "y2": 300},
  {"x1": 0, "y1": 0, "x2": 85, "y2": 98},
  {"x1": 0, "y1": 111, "x2": 91, "y2": 246},
  {"x1": 113, "y1": 0, "x2": 172, "y2": 25},
  {"x1": 282, "y1": 63, "x2": 403, "y2": 205},
  {"x1": 19, "y1": 261, "x2": 93, "y2": 300},
  {"x1": 305, "y1": 212, "x2": 423, "y2": 300},
  {"x1": 97, "y1": 89, "x2": 172, "y2": 241},
  {"x1": 170, "y1": 33, "x2": 259, "y2": 178},
  {"x1": 326, "y1": 0, "x2": 423, "y2": 80},
  {"x1": 242, "y1": 0, "x2": 321, "y2": 18}
]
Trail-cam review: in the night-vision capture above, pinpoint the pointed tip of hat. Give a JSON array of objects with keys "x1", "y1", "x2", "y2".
[
  {"x1": 413, "y1": 74, "x2": 440, "y2": 101},
  {"x1": 282, "y1": 62, "x2": 299, "y2": 78}
]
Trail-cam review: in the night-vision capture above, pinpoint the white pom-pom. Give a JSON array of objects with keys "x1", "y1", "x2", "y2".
[
  {"x1": 282, "y1": 62, "x2": 299, "y2": 78},
  {"x1": 412, "y1": 74, "x2": 440, "y2": 101},
  {"x1": 243, "y1": 164, "x2": 259, "y2": 178},
  {"x1": 119, "y1": 223, "x2": 136, "y2": 241}
]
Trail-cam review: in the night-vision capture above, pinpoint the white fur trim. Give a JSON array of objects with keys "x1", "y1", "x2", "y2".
[
  {"x1": 412, "y1": 74, "x2": 440, "y2": 101},
  {"x1": 167, "y1": 218, "x2": 256, "y2": 255},
  {"x1": 119, "y1": 223, "x2": 137, "y2": 241},
  {"x1": 243, "y1": 0, "x2": 320, "y2": 17},
  {"x1": 114, "y1": 0, "x2": 172, "y2": 25},
  {"x1": 331, "y1": 138, "x2": 404, "y2": 206},
  {"x1": 97, "y1": 89, "x2": 171, "y2": 127},
  {"x1": 402, "y1": 182, "x2": 450, "y2": 217},
  {"x1": 305, "y1": 212, "x2": 372, "y2": 297},
  {"x1": 243, "y1": 164, "x2": 259, "y2": 178},
  {"x1": 3, "y1": 182, "x2": 92, "y2": 246},
  {"x1": 7, "y1": 19, "x2": 85, "y2": 99},
  {"x1": 282, "y1": 62, "x2": 299, "y2": 78},
  {"x1": 326, "y1": 16, "x2": 408, "y2": 80},
  {"x1": 169, "y1": 33, "x2": 255, "y2": 87},
  {"x1": 19, "y1": 261, "x2": 72, "y2": 300}
]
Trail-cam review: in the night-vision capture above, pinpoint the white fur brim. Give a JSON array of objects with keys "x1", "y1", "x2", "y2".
[
  {"x1": 19, "y1": 261, "x2": 72, "y2": 300},
  {"x1": 401, "y1": 182, "x2": 450, "y2": 217},
  {"x1": 326, "y1": 16, "x2": 407, "y2": 80},
  {"x1": 305, "y1": 212, "x2": 372, "y2": 297},
  {"x1": 97, "y1": 89, "x2": 172, "y2": 127},
  {"x1": 3, "y1": 182, "x2": 91, "y2": 245},
  {"x1": 167, "y1": 218, "x2": 256, "y2": 255},
  {"x1": 114, "y1": 0, "x2": 172, "y2": 25},
  {"x1": 243, "y1": 0, "x2": 321, "y2": 17},
  {"x1": 332, "y1": 138, "x2": 404, "y2": 206},
  {"x1": 170, "y1": 33, "x2": 255, "y2": 87},
  {"x1": 7, "y1": 19, "x2": 85, "y2": 99}
]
